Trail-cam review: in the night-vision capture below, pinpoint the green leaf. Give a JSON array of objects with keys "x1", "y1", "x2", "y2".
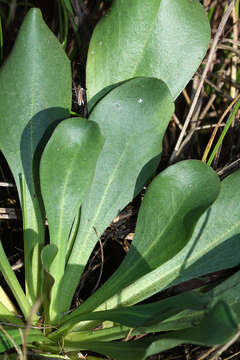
[
  {"x1": 195, "y1": 270, "x2": 240, "y2": 325},
  {"x1": 143, "y1": 302, "x2": 238, "y2": 358},
  {"x1": 40, "y1": 117, "x2": 104, "y2": 323},
  {"x1": 59, "y1": 77, "x2": 174, "y2": 316},
  {"x1": 0, "y1": 241, "x2": 33, "y2": 320},
  {"x1": 86, "y1": 0, "x2": 210, "y2": 100},
  {"x1": 41, "y1": 245, "x2": 58, "y2": 274},
  {"x1": 99, "y1": 169, "x2": 240, "y2": 312},
  {"x1": 61, "y1": 268, "x2": 240, "y2": 343},
  {"x1": 83, "y1": 291, "x2": 210, "y2": 328},
  {"x1": 0, "y1": 326, "x2": 51, "y2": 353},
  {"x1": 50, "y1": 290, "x2": 211, "y2": 340},
  {"x1": 0, "y1": 8, "x2": 71, "y2": 303},
  {"x1": 62, "y1": 160, "x2": 220, "y2": 324},
  {"x1": 64, "y1": 325, "x2": 131, "y2": 343},
  {"x1": 62, "y1": 302, "x2": 238, "y2": 360},
  {"x1": 0, "y1": 287, "x2": 18, "y2": 314},
  {"x1": 88, "y1": 81, "x2": 127, "y2": 114},
  {"x1": 0, "y1": 14, "x2": 3, "y2": 63},
  {"x1": 40, "y1": 244, "x2": 58, "y2": 326},
  {"x1": 132, "y1": 269, "x2": 240, "y2": 335},
  {"x1": 0, "y1": 302, "x2": 24, "y2": 326}
]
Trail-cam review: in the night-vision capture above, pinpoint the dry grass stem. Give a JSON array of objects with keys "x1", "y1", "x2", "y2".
[
  {"x1": 0, "y1": 207, "x2": 18, "y2": 220},
  {"x1": 0, "y1": 182, "x2": 14, "y2": 187},
  {"x1": 202, "y1": 93, "x2": 240, "y2": 162},
  {"x1": 196, "y1": 346, "x2": 219, "y2": 360},
  {"x1": 208, "y1": 328, "x2": 240, "y2": 360},
  {"x1": 170, "y1": 0, "x2": 235, "y2": 163},
  {"x1": 230, "y1": 5, "x2": 239, "y2": 100},
  {"x1": 0, "y1": 324, "x2": 23, "y2": 359}
]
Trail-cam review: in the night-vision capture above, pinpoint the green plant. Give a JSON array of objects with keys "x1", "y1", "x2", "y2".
[{"x1": 0, "y1": 2, "x2": 240, "y2": 359}]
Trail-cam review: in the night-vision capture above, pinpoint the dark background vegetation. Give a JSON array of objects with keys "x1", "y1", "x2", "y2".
[{"x1": 0, "y1": 0, "x2": 240, "y2": 359}]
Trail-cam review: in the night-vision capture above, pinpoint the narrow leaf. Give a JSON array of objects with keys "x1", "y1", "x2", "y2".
[
  {"x1": 0, "y1": 326, "x2": 53, "y2": 353},
  {"x1": 0, "y1": 241, "x2": 33, "y2": 320},
  {"x1": 145, "y1": 301, "x2": 238, "y2": 358},
  {"x1": 0, "y1": 287, "x2": 18, "y2": 314},
  {"x1": 51, "y1": 291, "x2": 211, "y2": 340},
  {"x1": 62, "y1": 302, "x2": 238, "y2": 360}
]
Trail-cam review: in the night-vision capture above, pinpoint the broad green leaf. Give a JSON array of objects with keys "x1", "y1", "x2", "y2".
[
  {"x1": 0, "y1": 241, "x2": 33, "y2": 320},
  {"x1": 62, "y1": 302, "x2": 238, "y2": 360},
  {"x1": 59, "y1": 77, "x2": 174, "y2": 316},
  {"x1": 40, "y1": 117, "x2": 104, "y2": 323},
  {"x1": 0, "y1": 326, "x2": 53, "y2": 353},
  {"x1": 86, "y1": 0, "x2": 210, "y2": 100},
  {"x1": 99, "y1": 169, "x2": 240, "y2": 312},
  {"x1": 62, "y1": 160, "x2": 220, "y2": 323},
  {"x1": 50, "y1": 291, "x2": 211, "y2": 340},
  {"x1": 0, "y1": 8, "x2": 71, "y2": 302},
  {"x1": 88, "y1": 81, "x2": 127, "y2": 114}
]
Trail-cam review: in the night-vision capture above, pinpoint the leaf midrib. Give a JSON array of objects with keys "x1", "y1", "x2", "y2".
[{"x1": 68, "y1": 138, "x2": 132, "y2": 264}]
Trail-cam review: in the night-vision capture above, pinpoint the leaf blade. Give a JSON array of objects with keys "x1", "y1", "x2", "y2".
[
  {"x1": 59, "y1": 77, "x2": 174, "y2": 316},
  {"x1": 101, "y1": 169, "x2": 240, "y2": 312},
  {"x1": 62, "y1": 302, "x2": 238, "y2": 360},
  {"x1": 0, "y1": 8, "x2": 72, "y2": 302},
  {"x1": 40, "y1": 117, "x2": 104, "y2": 323},
  {"x1": 87, "y1": 0, "x2": 210, "y2": 100},
  {"x1": 61, "y1": 160, "x2": 220, "y2": 325}
]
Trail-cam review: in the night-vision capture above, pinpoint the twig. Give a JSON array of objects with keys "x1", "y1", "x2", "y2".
[
  {"x1": 0, "y1": 324, "x2": 23, "y2": 359},
  {"x1": 196, "y1": 74, "x2": 233, "y2": 101},
  {"x1": 12, "y1": 260, "x2": 24, "y2": 271},
  {"x1": 199, "y1": 58, "x2": 229, "y2": 121},
  {"x1": 0, "y1": 182, "x2": 14, "y2": 187},
  {"x1": 208, "y1": 328, "x2": 240, "y2": 360},
  {"x1": 195, "y1": 123, "x2": 226, "y2": 131},
  {"x1": 196, "y1": 346, "x2": 218, "y2": 360},
  {"x1": 0, "y1": 207, "x2": 18, "y2": 220},
  {"x1": 224, "y1": 350, "x2": 240, "y2": 360},
  {"x1": 231, "y1": 4, "x2": 239, "y2": 101},
  {"x1": 22, "y1": 298, "x2": 41, "y2": 360},
  {"x1": 218, "y1": 44, "x2": 240, "y2": 56},
  {"x1": 217, "y1": 158, "x2": 240, "y2": 178},
  {"x1": 169, "y1": 0, "x2": 235, "y2": 163},
  {"x1": 172, "y1": 113, "x2": 183, "y2": 130}
]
